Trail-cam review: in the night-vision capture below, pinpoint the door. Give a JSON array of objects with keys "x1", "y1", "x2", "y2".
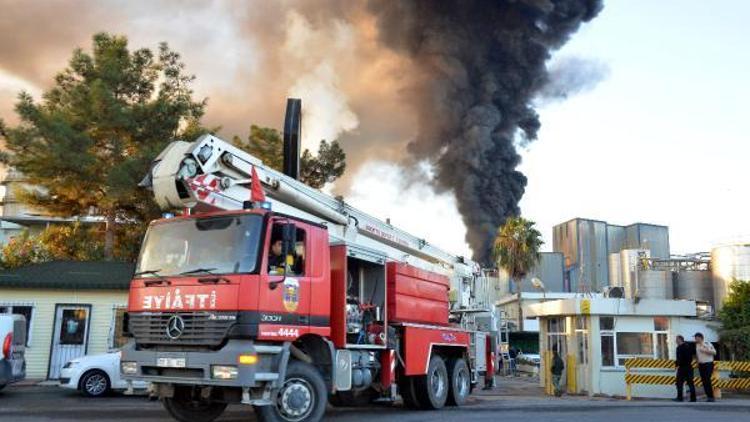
[
  {"x1": 256, "y1": 220, "x2": 312, "y2": 340},
  {"x1": 48, "y1": 305, "x2": 91, "y2": 379}
]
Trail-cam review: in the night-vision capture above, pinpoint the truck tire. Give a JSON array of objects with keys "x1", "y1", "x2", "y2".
[
  {"x1": 414, "y1": 356, "x2": 448, "y2": 410},
  {"x1": 446, "y1": 358, "x2": 470, "y2": 406},
  {"x1": 79, "y1": 369, "x2": 111, "y2": 397},
  {"x1": 163, "y1": 386, "x2": 228, "y2": 422},
  {"x1": 397, "y1": 376, "x2": 421, "y2": 409},
  {"x1": 256, "y1": 360, "x2": 327, "y2": 422}
]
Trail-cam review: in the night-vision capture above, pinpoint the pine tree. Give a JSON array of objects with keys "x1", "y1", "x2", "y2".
[{"x1": 0, "y1": 33, "x2": 207, "y2": 259}]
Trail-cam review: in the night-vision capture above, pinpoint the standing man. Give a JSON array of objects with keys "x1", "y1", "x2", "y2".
[
  {"x1": 551, "y1": 349, "x2": 565, "y2": 397},
  {"x1": 694, "y1": 332, "x2": 717, "y2": 402},
  {"x1": 674, "y1": 335, "x2": 696, "y2": 402}
]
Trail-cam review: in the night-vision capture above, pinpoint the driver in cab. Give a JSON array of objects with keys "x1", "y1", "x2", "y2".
[
  {"x1": 268, "y1": 238, "x2": 287, "y2": 275},
  {"x1": 268, "y1": 226, "x2": 305, "y2": 275}
]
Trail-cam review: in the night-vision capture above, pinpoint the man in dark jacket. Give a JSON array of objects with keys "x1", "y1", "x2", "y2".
[
  {"x1": 551, "y1": 349, "x2": 565, "y2": 397},
  {"x1": 674, "y1": 335, "x2": 696, "y2": 402}
]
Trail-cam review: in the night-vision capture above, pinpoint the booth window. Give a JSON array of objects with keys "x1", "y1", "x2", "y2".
[
  {"x1": 575, "y1": 317, "x2": 589, "y2": 365},
  {"x1": 546, "y1": 317, "x2": 567, "y2": 355},
  {"x1": 654, "y1": 317, "x2": 669, "y2": 360},
  {"x1": 616, "y1": 332, "x2": 654, "y2": 366},
  {"x1": 600, "y1": 316, "x2": 615, "y2": 367}
]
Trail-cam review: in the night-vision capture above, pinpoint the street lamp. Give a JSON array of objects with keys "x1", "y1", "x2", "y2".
[{"x1": 531, "y1": 277, "x2": 547, "y2": 302}]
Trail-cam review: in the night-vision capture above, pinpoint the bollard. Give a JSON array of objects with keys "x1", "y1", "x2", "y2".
[
  {"x1": 566, "y1": 354, "x2": 576, "y2": 394},
  {"x1": 626, "y1": 365, "x2": 631, "y2": 401},
  {"x1": 544, "y1": 351, "x2": 553, "y2": 396}
]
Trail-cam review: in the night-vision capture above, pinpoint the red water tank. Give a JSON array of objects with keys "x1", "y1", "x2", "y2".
[{"x1": 386, "y1": 262, "x2": 450, "y2": 326}]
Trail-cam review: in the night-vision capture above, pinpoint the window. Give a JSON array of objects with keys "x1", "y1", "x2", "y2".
[
  {"x1": 654, "y1": 317, "x2": 669, "y2": 359},
  {"x1": 616, "y1": 332, "x2": 654, "y2": 355},
  {"x1": 267, "y1": 224, "x2": 307, "y2": 276},
  {"x1": 616, "y1": 332, "x2": 654, "y2": 366},
  {"x1": 547, "y1": 317, "x2": 567, "y2": 334},
  {"x1": 575, "y1": 317, "x2": 589, "y2": 365},
  {"x1": 110, "y1": 306, "x2": 129, "y2": 349},
  {"x1": 656, "y1": 333, "x2": 669, "y2": 360},
  {"x1": 0, "y1": 304, "x2": 33, "y2": 346},
  {"x1": 137, "y1": 214, "x2": 263, "y2": 276},
  {"x1": 654, "y1": 316, "x2": 669, "y2": 331},
  {"x1": 600, "y1": 316, "x2": 615, "y2": 367},
  {"x1": 547, "y1": 317, "x2": 567, "y2": 354},
  {"x1": 601, "y1": 335, "x2": 615, "y2": 366},
  {"x1": 59, "y1": 309, "x2": 87, "y2": 345},
  {"x1": 600, "y1": 316, "x2": 615, "y2": 331}
]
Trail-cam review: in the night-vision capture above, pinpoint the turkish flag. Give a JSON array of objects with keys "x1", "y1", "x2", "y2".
[{"x1": 251, "y1": 166, "x2": 266, "y2": 202}]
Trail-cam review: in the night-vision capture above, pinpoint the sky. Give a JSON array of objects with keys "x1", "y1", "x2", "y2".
[{"x1": 1, "y1": 0, "x2": 749, "y2": 257}]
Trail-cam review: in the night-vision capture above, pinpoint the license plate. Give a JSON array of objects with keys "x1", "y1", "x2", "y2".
[{"x1": 157, "y1": 357, "x2": 186, "y2": 368}]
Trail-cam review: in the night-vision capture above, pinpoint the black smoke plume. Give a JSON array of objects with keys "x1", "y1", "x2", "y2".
[{"x1": 368, "y1": 0, "x2": 603, "y2": 264}]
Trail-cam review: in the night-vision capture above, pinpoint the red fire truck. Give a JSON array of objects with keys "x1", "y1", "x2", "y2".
[{"x1": 122, "y1": 100, "x2": 494, "y2": 422}]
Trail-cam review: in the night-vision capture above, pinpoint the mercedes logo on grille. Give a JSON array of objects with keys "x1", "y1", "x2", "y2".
[{"x1": 166, "y1": 315, "x2": 185, "y2": 340}]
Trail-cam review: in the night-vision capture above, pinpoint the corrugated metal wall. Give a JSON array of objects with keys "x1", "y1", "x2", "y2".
[
  {"x1": 552, "y1": 219, "x2": 671, "y2": 293},
  {"x1": 624, "y1": 224, "x2": 670, "y2": 259},
  {"x1": 506, "y1": 252, "x2": 565, "y2": 293}
]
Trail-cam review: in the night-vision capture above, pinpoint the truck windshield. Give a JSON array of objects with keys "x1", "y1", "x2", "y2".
[{"x1": 136, "y1": 214, "x2": 263, "y2": 277}]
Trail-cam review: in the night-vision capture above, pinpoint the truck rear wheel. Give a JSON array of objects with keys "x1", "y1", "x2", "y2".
[
  {"x1": 446, "y1": 357, "x2": 470, "y2": 406},
  {"x1": 414, "y1": 355, "x2": 448, "y2": 410},
  {"x1": 162, "y1": 387, "x2": 227, "y2": 422},
  {"x1": 256, "y1": 360, "x2": 327, "y2": 422}
]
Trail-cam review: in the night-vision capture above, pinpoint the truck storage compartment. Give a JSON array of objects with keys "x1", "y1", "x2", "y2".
[{"x1": 386, "y1": 262, "x2": 450, "y2": 326}]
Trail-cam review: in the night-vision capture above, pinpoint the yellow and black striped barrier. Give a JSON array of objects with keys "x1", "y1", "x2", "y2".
[{"x1": 625, "y1": 358, "x2": 750, "y2": 400}]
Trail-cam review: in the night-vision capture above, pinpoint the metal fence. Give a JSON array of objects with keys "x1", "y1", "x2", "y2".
[{"x1": 624, "y1": 358, "x2": 750, "y2": 400}]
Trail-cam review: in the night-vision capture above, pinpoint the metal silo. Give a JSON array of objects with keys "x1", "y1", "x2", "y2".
[
  {"x1": 609, "y1": 253, "x2": 622, "y2": 287},
  {"x1": 636, "y1": 269, "x2": 673, "y2": 300},
  {"x1": 711, "y1": 244, "x2": 750, "y2": 311},
  {"x1": 675, "y1": 270, "x2": 714, "y2": 306},
  {"x1": 620, "y1": 249, "x2": 650, "y2": 299}
]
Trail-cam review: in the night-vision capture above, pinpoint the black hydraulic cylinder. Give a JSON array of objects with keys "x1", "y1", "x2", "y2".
[{"x1": 283, "y1": 98, "x2": 302, "y2": 180}]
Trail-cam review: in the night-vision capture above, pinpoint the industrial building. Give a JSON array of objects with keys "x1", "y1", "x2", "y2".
[
  {"x1": 552, "y1": 218, "x2": 670, "y2": 293},
  {"x1": 494, "y1": 217, "x2": 750, "y2": 398}
]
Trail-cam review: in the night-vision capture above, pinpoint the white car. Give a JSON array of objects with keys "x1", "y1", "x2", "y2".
[
  {"x1": 59, "y1": 351, "x2": 148, "y2": 397},
  {"x1": 517, "y1": 352, "x2": 541, "y2": 366}
]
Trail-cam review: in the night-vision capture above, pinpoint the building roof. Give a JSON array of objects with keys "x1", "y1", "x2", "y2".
[
  {"x1": 524, "y1": 297, "x2": 697, "y2": 318},
  {"x1": 0, "y1": 261, "x2": 134, "y2": 290}
]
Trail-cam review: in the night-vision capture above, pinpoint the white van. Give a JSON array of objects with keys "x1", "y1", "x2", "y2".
[{"x1": 0, "y1": 314, "x2": 26, "y2": 391}]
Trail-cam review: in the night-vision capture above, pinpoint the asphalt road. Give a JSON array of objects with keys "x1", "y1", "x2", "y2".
[{"x1": 1, "y1": 385, "x2": 749, "y2": 421}]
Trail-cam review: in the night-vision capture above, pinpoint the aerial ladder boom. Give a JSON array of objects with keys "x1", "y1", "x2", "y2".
[{"x1": 145, "y1": 133, "x2": 479, "y2": 280}]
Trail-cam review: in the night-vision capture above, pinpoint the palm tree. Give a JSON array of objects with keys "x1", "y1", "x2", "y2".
[{"x1": 493, "y1": 217, "x2": 543, "y2": 331}]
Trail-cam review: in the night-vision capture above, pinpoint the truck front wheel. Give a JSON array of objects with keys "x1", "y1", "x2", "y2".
[
  {"x1": 256, "y1": 360, "x2": 327, "y2": 422},
  {"x1": 162, "y1": 386, "x2": 228, "y2": 422}
]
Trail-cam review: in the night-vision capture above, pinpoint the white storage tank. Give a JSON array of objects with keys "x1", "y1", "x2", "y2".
[
  {"x1": 620, "y1": 249, "x2": 650, "y2": 298},
  {"x1": 636, "y1": 269, "x2": 674, "y2": 300},
  {"x1": 711, "y1": 244, "x2": 750, "y2": 311},
  {"x1": 675, "y1": 270, "x2": 713, "y2": 306}
]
